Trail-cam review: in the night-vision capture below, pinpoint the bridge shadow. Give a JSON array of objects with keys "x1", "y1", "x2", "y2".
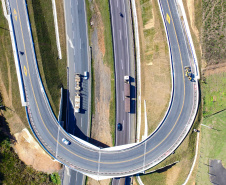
[
  {"x1": 62, "y1": 89, "x2": 109, "y2": 148},
  {"x1": 138, "y1": 162, "x2": 178, "y2": 176}
]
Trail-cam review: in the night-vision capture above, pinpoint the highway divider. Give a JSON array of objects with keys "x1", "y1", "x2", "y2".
[{"x1": 51, "y1": 0, "x2": 62, "y2": 59}]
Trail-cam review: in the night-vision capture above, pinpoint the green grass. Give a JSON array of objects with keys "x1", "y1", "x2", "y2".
[
  {"x1": 195, "y1": 72, "x2": 226, "y2": 184},
  {"x1": 26, "y1": 0, "x2": 67, "y2": 117},
  {"x1": 196, "y1": 111, "x2": 226, "y2": 185},
  {"x1": 202, "y1": 73, "x2": 226, "y2": 117},
  {"x1": 140, "y1": 0, "x2": 153, "y2": 26},
  {"x1": 0, "y1": 114, "x2": 59, "y2": 185}
]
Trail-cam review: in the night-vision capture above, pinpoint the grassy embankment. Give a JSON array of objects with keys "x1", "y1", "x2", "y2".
[
  {"x1": 195, "y1": 73, "x2": 226, "y2": 184},
  {"x1": 26, "y1": 0, "x2": 67, "y2": 116},
  {"x1": 0, "y1": 1, "x2": 28, "y2": 130},
  {"x1": 138, "y1": 0, "x2": 202, "y2": 184},
  {"x1": 85, "y1": 0, "x2": 116, "y2": 144},
  {"x1": 194, "y1": 0, "x2": 226, "y2": 184}
]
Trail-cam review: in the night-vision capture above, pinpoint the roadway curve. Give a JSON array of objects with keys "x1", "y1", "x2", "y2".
[{"x1": 8, "y1": 0, "x2": 199, "y2": 179}]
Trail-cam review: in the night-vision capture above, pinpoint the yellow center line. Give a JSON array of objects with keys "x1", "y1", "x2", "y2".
[{"x1": 15, "y1": 0, "x2": 187, "y2": 167}]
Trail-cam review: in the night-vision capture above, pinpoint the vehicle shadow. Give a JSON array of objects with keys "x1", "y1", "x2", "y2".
[{"x1": 129, "y1": 76, "x2": 136, "y2": 114}]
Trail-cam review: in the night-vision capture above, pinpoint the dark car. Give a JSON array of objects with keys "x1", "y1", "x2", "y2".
[{"x1": 117, "y1": 123, "x2": 122, "y2": 131}]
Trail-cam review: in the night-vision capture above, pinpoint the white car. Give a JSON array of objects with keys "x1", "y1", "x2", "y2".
[
  {"x1": 62, "y1": 138, "x2": 70, "y2": 145},
  {"x1": 84, "y1": 71, "x2": 89, "y2": 80}
]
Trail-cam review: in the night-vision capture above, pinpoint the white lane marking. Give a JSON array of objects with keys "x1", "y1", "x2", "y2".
[
  {"x1": 66, "y1": 166, "x2": 71, "y2": 176},
  {"x1": 81, "y1": 117, "x2": 83, "y2": 127},
  {"x1": 122, "y1": 91, "x2": 124, "y2": 101},
  {"x1": 119, "y1": 29, "x2": 121, "y2": 40},
  {"x1": 67, "y1": 35, "x2": 74, "y2": 48},
  {"x1": 56, "y1": 126, "x2": 60, "y2": 157},
  {"x1": 117, "y1": 0, "x2": 118, "y2": 7},
  {"x1": 75, "y1": 172, "x2": 78, "y2": 181},
  {"x1": 121, "y1": 59, "x2": 123, "y2": 69},
  {"x1": 129, "y1": 112, "x2": 131, "y2": 142}
]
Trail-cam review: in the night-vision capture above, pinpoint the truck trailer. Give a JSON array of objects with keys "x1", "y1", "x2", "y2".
[{"x1": 124, "y1": 75, "x2": 130, "y2": 112}]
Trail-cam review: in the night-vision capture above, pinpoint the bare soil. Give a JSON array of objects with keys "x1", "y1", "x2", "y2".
[
  {"x1": 14, "y1": 129, "x2": 61, "y2": 173},
  {"x1": 90, "y1": 0, "x2": 112, "y2": 148},
  {"x1": 202, "y1": 62, "x2": 226, "y2": 76},
  {"x1": 166, "y1": 166, "x2": 180, "y2": 185}
]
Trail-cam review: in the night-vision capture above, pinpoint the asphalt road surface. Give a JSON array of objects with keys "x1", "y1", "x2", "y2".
[
  {"x1": 63, "y1": 0, "x2": 90, "y2": 184},
  {"x1": 8, "y1": 0, "x2": 198, "y2": 179},
  {"x1": 109, "y1": 0, "x2": 136, "y2": 184}
]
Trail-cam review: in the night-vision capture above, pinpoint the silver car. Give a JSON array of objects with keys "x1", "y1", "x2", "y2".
[{"x1": 62, "y1": 138, "x2": 71, "y2": 145}]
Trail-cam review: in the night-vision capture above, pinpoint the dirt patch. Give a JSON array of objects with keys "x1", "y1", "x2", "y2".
[
  {"x1": 202, "y1": 63, "x2": 226, "y2": 76},
  {"x1": 86, "y1": 1, "x2": 112, "y2": 184},
  {"x1": 136, "y1": 0, "x2": 171, "y2": 138},
  {"x1": 87, "y1": 178, "x2": 110, "y2": 185},
  {"x1": 14, "y1": 128, "x2": 61, "y2": 173},
  {"x1": 166, "y1": 165, "x2": 181, "y2": 185},
  {"x1": 0, "y1": 67, "x2": 25, "y2": 134},
  {"x1": 89, "y1": 1, "x2": 112, "y2": 148},
  {"x1": 185, "y1": 0, "x2": 200, "y2": 41}
]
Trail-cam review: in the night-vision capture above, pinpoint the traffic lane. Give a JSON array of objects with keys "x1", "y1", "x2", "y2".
[
  {"x1": 160, "y1": 0, "x2": 190, "y2": 66},
  {"x1": 9, "y1": 0, "x2": 62, "y2": 154},
  {"x1": 111, "y1": 0, "x2": 131, "y2": 145},
  {"x1": 77, "y1": 0, "x2": 89, "y2": 71}
]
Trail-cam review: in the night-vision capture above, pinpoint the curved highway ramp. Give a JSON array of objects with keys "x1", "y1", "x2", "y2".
[{"x1": 7, "y1": 0, "x2": 199, "y2": 180}]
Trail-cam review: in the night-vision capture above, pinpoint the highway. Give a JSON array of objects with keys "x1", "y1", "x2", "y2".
[
  {"x1": 63, "y1": 0, "x2": 90, "y2": 184},
  {"x1": 109, "y1": 0, "x2": 136, "y2": 183},
  {"x1": 110, "y1": 0, "x2": 136, "y2": 147},
  {"x1": 8, "y1": 0, "x2": 199, "y2": 179}
]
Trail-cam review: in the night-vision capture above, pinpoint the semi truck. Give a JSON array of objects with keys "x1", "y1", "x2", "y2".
[
  {"x1": 74, "y1": 73, "x2": 81, "y2": 113},
  {"x1": 124, "y1": 76, "x2": 130, "y2": 112}
]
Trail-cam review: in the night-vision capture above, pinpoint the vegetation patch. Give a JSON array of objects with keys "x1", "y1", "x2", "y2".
[
  {"x1": 202, "y1": 0, "x2": 226, "y2": 65},
  {"x1": 26, "y1": 0, "x2": 67, "y2": 116},
  {"x1": 202, "y1": 72, "x2": 226, "y2": 117}
]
